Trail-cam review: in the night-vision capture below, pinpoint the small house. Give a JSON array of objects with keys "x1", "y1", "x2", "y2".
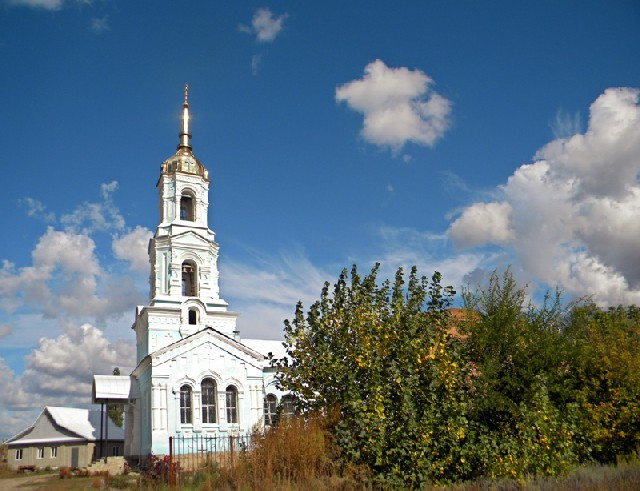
[{"x1": 5, "y1": 407, "x2": 124, "y2": 470}]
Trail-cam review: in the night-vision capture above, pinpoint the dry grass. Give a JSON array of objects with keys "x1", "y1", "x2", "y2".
[
  {"x1": 0, "y1": 460, "x2": 14, "y2": 478},
  {"x1": 177, "y1": 417, "x2": 640, "y2": 490},
  {"x1": 190, "y1": 415, "x2": 373, "y2": 490}
]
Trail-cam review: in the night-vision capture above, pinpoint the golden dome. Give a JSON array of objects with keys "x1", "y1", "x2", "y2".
[{"x1": 161, "y1": 149, "x2": 208, "y2": 179}]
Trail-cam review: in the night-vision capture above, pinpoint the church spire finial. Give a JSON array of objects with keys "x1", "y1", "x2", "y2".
[{"x1": 178, "y1": 84, "x2": 192, "y2": 152}]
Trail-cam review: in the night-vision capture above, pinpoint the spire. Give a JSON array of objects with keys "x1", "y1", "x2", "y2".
[{"x1": 178, "y1": 84, "x2": 192, "y2": 152}]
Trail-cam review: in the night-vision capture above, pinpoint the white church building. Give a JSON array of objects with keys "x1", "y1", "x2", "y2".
[{"x1": 93, "y1": 87, "x2": 291, "y2": 458}]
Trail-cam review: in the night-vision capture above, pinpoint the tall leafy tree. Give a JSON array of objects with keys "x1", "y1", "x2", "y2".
[
  {"x1": 276, "y1": 265, "x2": 640, "y2": 484},
  {"x1": 276, "y1": 264, "x2": 473, "y2": 485},
  {"x1": 565, "y1": 304, "x2": 640, "y2": 462},
  {"x1": 459, "y1": 270, "x2": 577, "y2": 477}
]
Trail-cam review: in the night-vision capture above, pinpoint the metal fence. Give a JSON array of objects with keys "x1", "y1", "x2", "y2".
[{"x1": 168, "y1": 433, "x2": 252, "y2": 484}]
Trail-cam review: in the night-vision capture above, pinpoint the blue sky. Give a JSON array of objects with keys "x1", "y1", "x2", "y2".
[{"x1": 0, "y1": 0, "x2": 639, "y2": 437}]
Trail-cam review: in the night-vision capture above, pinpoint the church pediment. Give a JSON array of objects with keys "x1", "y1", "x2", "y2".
[
  {"x1": 150, "y1": 327, "x2": 265, "y2": 370},
  {"x1": 169, "y1": 230, "x2": 211, "y2": 248}
]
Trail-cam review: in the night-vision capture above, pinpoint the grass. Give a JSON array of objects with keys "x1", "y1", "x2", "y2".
[
  {"x1": 436, "y1": 461, "x2": 640, "y2": 490},
  {"x1": 2, "y1": 432, "x2": 640, "y2": 490},
  {"x1": 182, "y1": 415, "x2": 373, "y2": 490},
  {"x1": 0, "y1": 461, "x2": 638, "y2": 489}
]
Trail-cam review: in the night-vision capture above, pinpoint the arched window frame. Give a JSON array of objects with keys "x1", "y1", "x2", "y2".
[
  {"x1": 226, "y1": 385, "x2": 239, "y2": 424},
  {"x1": 188, "y1": 308, "x2": 198, "y2": 325},
  {"x1": 179, "y1": 189, "x2": 196, "y2": 222},
  {"x1": 264, "y1": 394, "x2": 277, "y2": 427},
  {"x1": 181, "y1": 260, "x2": 197, "y2": 297},
  {"x1": 179, "y1": 384, "x2": 193, "y2": 424},
  {"x1": 201, "y1": 378, "x2": 217, "y2": 424},
  {"x1": 281, "y1": 394, "x2": 296, "y2": 420}
]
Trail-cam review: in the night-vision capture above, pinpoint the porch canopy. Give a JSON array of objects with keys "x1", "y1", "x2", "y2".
[{"x1": 92, "y1": 375, "x2": 136, "y2": 403}]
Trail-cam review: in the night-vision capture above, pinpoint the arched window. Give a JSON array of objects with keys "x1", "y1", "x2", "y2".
[
  {"x1": 264, "y1": 394, "x2": 277, "y2": 427},
  {"x1": 180, "y1": 193, "x2": 195, "y2": 221},
  {"x1": 188, "y1": 308, "x2": 198, "y2": 325},
  {"x1": 201, "y1": 379, "x2": 217, "y2": 424},
  {"x1": 179, "y1": 384, "x2": 192, "y2": 424},
  {"x1": 182, "y1": 262, "x2": 197, "y2": 296},
  {"x1": 281, "y1": 395, "x2": 296, "y2": 419},
  {"x1": 226, "y1": 386, "x2": 238, "y2": 424}
]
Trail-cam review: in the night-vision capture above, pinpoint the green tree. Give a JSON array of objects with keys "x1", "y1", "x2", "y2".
[
  {"x1": 460, "y1": 270, "x2": 570, "y2": 425},
  {"x1": 276, "y1": 264, "x2": 473, "y2": 485},
  {"x1": 459, "y1": 269, "x2": 577, "y2": 478},
  {"x1": 565, "y1": 304, "x2": 640, "y2": 462},
  {"x1": 108, "y1": 367, "x2": 124, "y2": 428}
]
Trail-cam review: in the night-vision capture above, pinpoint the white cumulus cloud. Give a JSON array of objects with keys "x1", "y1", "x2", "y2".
[
  {"x1": 112, "y1": 226, "x2": 152, "y2": 274},
  {"x1": 0, "y1": 227, "x2": 143, "y2": 320},
  {"x1": 336, "y1": 60, "x2": 452, "y2": 150},
  {"x1": 448, "y1": 202, "x2": 513, "y2": 249},
  {"x1": 0, "y1": 325, "x2": 135, "y2": 438},
  {"x1": 447, "y1": 87, "x2": 640, "y2": 305}
]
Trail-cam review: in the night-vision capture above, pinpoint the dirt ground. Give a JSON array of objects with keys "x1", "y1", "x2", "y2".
[{"x1": 0, "y1": 473, "x2": 55, "y2": 490}]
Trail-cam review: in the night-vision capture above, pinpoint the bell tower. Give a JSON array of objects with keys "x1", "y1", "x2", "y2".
[{"x1": 133, "y1": 86, "x2": 238, "y2": 363}]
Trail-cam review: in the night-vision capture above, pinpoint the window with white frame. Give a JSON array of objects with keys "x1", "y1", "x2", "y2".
[
  {"x1": 51, "y1": 447, "x2": 57, "y2": 458},
  {"x1": 281, "y1": 395, "x2": 296, "y2": 419},
  {"x1": 37, "y1": 447, "x2": 44, "y2": 459},
  {"x1": 201, "y1": 378, "x2": 217, "y2": 424},
  {"x1": 264, "y1": 394, "x2": 277, "y2": 426},
  {"x1": 180, "y1": 384, "x2": 193, "y2": 424},
  {"x1": 15, "y1": 449, "x2": 22, "y2": 460},
  {"x1": 226, "y1": 385, "x2": 238, "y2": 424}
]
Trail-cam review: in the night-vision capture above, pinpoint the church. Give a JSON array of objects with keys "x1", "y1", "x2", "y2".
[{"x1": 93, "y1": 87, "x2": 291, "y2": 458}]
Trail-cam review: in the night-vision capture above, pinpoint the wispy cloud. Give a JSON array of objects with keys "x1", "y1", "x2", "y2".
[
  {"x1": 21, "y1": 197, "x2": 56, "y2": 223},
  {"x1": 550, "y1": 108, "x2": 582, "y2": 139},
  {"x1": 221, "y1": 250, "x2": 331, "y2": 339},
  {"x1": 6, "y1": 0, "x2": 64, "y2": 10},
  {"x1": 89, "y1": 15, "x2": 109, "y2": 34},
  {"x1": 251, "y1": 54, "x2": 262, "y2": 75},
  {"x1": 336, "y1": 60, "x2": 452, "y2": 151},
  {"x1": 59, "y1": 181, "x2": 125, "y2": 234},
  {"x1": 240, "y1": 7, "x2": 288, "y2": 43},
  {"x1": 0, "y1": 324, "x2": 12, "y2": 338}
]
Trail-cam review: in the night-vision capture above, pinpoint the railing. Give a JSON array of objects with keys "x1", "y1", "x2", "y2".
[{"x1": 168, "y1": 433, "x2": 252, "y2": 486}]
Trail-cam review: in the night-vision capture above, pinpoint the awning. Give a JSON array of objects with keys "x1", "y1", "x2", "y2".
[{"x1": 92, "y1": 375, "x2": 138, "y2": 403}]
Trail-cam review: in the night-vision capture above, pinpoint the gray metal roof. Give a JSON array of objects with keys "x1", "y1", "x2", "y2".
[
  {"x1": 92, "y1": 375, "x2": 137, "y2": 403},
  {"x1": 6, "y1": 407, "x2": 124, "y2": 445}
]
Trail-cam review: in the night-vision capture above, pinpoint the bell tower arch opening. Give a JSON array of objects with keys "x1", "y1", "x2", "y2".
[
  {"x1": 180, "y1": 190, "x2": 195, "y2": 221},
  {"x1": 181, "y1": 261, "x2": 197, "y2": 297}
]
